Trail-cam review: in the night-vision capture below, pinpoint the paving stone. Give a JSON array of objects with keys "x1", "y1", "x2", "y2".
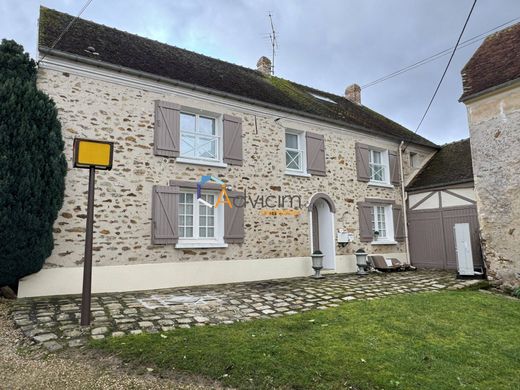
[
  {"x1": 68, "y1": 339, "x2": 85, "y2": 347},
  {"x1": 33, "y1": 333, "x2": 58, "y2": 342},
  {"x1": 43, "y1": 341, "x2": 63, "y2": 352},
  {"x1": 12, "y1": 271, "x2": 465, "y2": 348},
  {"x1": 91, "y1": 327, "x2": 109, "y2": 335}
]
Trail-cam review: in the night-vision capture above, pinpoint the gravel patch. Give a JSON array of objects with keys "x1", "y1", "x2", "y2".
[{"x1": 0, "y1": 298, "x2": 224, "y2": 389}]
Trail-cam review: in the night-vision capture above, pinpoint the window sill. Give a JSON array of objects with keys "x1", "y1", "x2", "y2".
[
  {"x1": 368, "y1": 181, "x2": 394, "y2": 189},
  {"x1": 285, "y1": 171, "x2": 311, "y2": 178},
  {"x1": 371, "y1": 240, "x2": 398, "y2": 245},
  {"x1": 175, "y1": 241, "x2": 228, "y2": 249},
  {"x1": 176, "y1": 157, "x2": 228, "y2": 168}
]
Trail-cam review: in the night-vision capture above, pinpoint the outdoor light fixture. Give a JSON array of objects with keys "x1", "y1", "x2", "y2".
[
  {"x1": 355, "y1": 248, "x2": 369, "y2": 276},
  {"x1": 311, "y1": 250, "x2": 325, "y2": 279}
]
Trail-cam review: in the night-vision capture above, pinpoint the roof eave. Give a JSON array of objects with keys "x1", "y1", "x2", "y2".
[
  {"x1": 406, "y1": 178, "x2": 474, "y2": 193},
  {"x1": 38, "y1": 46, "x2": 438, "y2": 149},
  {"x1": 459, "y1": 77, "x2": 520, "y2": 103}
]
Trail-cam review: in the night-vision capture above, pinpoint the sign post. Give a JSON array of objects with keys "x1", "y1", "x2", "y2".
[{"x1": 73, "y1": 138, "x2": 114, "y2": 326}]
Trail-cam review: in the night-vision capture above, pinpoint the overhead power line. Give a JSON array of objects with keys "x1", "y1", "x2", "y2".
[
  {"x1": 38, "y1": 0, "x2": 95, "y2": 65},
  {"x1": 362, "y1": 15, "x2": 519, "y2": 89},
  {"x1": 411, "y1": 0, "x2": 477, "y2": 139}
]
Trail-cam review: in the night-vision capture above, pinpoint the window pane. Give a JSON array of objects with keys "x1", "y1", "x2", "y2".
[
  {"x1": 371, "y1": 164, "x2": 385, "y2": 181},
  {"x1": 181, "y1": 135, "x2": 196, "y2": 157},
  {"x1": 180, "y1": 113, "x2": 196, "y2": 132},
  {"x1": 376, "y1": 206, "x2": 386, "y2": 237},
  {"x1": 286, "y1": 150, "x2": 301, "y2": 170},
  {"x1": 199, "y1": 227, "x2": 207, "y2": 238},
  {"x1": 198, "y1": 116, "x2": 215, "y2": 135},
  {"x1": 207, "y1": 227, "x2": 214, "y2": 237},
  {"x1": 197, "y1": 137, "x2": 217, "y2": 159},
  {"x1": 371, "y1": 150, "x2": 381, "y2": 164},
  {"x1": 285, "y1": 133, "x2": 298, "y2": 149},
  {"x1": 185, "y1": 227, "x2": 193, "y2": 237}
]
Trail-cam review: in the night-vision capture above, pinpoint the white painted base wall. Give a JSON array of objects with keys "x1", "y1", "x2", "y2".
[{"x1": 18, "y1": 253, "x2": 406, "y2": 297}]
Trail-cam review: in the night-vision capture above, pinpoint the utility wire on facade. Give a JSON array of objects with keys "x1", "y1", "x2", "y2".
[
  {"x1": 37, "y1": 0, "x2": 94, "y2": 66},
  {"x1": 362, "y1": 14, "x2": 518, "y2": 89},
  {"x1": 405, "y1": 0, "x2": 477, "y2": 148}
]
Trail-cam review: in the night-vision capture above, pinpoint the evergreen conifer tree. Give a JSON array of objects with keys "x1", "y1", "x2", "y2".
[{"x1": 0, "y1": 39, "x2": 67, "y2": 287}]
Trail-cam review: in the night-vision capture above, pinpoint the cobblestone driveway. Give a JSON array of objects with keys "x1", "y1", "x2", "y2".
[{"x1": 11, "y1": 270, "x2": 479, "y2": 351}]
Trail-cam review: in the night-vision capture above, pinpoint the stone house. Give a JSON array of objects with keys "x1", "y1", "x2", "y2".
[
  {"x1": 460, "y1": 22, "x2": 520, "y2": 288},
  {"x1": 18, "y1": 7, "x2": 438, "y2": 297}
]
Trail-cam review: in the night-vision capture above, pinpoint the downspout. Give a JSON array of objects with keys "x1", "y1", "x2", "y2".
[{"x1": 399, "y1": 141, "x2": 411, "y2": 265}]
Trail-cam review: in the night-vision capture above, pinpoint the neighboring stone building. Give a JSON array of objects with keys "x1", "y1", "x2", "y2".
[
  {"x1": 460, "y1": 22, "x2": 520, "y2": 288},
  {"x1": 406, "y1": 139, "x2": 483, "y2": 271},
  {"x1": 18, "y1": 7, "x2": 438, "y2": 297}
]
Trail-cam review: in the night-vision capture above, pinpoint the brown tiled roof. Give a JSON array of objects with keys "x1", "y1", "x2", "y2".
[
  {"x1": 38, "y1": 7, "x2": 437, "y2": 148},
  {"x1": 406, "y1": 139, "x2": 473, "y2": 192},
  {"x1": 460, "y1": 22, "x2": 520, "y2": 101}
]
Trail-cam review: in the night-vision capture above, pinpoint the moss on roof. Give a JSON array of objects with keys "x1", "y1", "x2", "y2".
[
  {"x1": 38, "y1": 6, "x2": 437, "y2": 148},
  {"x1": 406, "y1": 138, "x2": 473, "y2": 191}
]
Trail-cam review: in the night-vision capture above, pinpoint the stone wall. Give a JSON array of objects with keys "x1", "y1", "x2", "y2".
[
  {"x1": 465, "y1": 84, "x2": 520, "y2": 288},
  {"x1": 37, "y1": 64, "x2": 434, "y2": 270}
]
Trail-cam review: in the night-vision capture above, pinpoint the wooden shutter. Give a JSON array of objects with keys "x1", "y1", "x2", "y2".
[
  {"x1": 223, "y1": 115, "x2": 243, "y2": 165},
  {"x1": 306, "y1": 132, "x2": 326, "y2": 176},
  {"x1": 393, "y1": 205, "x2": 405, "y2": 241},
  {"x1": 151, "y1": 185, "x2": 179, "y2": 244},
  {"x1": 154, "y1": 100, "x2": 180, "y2": 157},
  {"x1": 224, "y1": 191, "x2": 245, "y2": 243},
  {"x1": 355, "y1": 143, "x2": 371, "y2": 182},
  {"x1": 389, "y1": 150, "x2": 401, "y2": 185},
  {"x1": 358, "y1": 202, "x2": 373, "y2": 242}
]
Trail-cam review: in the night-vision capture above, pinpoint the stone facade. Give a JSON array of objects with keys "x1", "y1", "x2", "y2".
[
  {"x1": 33, "y1": 62, "x2": 434, "y2": 284},
  {"x1": 464, "y1": 83, "x2": 520, "y2": 288}
]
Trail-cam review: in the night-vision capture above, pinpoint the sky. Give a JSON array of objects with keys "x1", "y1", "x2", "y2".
[{"x1": 1, "y1": 0, "x2": 519, "y2": 145}]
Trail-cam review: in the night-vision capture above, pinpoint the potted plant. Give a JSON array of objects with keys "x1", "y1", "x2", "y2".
[
  {"x1": 373, "y1": 230, "x2": 380, "y2": 241},
  {"x1": 311, "y1": 250, "x2": 325, "y2": 279}
]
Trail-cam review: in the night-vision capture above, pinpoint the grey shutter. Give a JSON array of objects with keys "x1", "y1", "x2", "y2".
[
  {"x1": 151, "y1": 185, "x2": 179, "y2": 244},
  {"x1": 355, "y1": 143, "x2": 371, "y2": 182},
  {"x1": 389, "y1": 150, "x2": 401, "y2": 185},
  {"x1": 306, "y1": 132, "x2": 326, "y2": 176},
  {"x1": 358, "y1": 202, "x2": 373, "y2": 242},
  {"x1": 393, "y1": 205, "x2": 405, "y2": 241},
  {"x1": 224, "y1": 191, "x2": 245, "y2": 243},
  {"x1": 223, "y1": 115, "x2": 243, "y2": 165},
  {"x1": 154, "y1": 100, "x2": 180, "y2": 157}
]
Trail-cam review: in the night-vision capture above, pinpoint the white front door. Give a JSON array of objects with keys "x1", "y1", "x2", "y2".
[
  {"x1": 454, "y1": 223, "x2": 474, "y2": 276},
  {"x1": 314, "y1": 199, "x2": 336, "y2": 270}
]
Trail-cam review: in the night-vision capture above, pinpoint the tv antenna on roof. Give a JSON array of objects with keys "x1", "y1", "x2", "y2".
[{"x1": 267, "y1": 12, "x2": 278, "y2": 75}]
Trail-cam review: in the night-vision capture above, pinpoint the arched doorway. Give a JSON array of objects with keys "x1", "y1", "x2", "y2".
[{"x1": 308, "y1": 193, "x2": 336, "y2": 270}]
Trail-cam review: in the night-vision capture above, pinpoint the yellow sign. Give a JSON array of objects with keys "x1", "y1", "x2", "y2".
[{"x1": 73, "y1": 138, "x2": 114, "y2": 170}]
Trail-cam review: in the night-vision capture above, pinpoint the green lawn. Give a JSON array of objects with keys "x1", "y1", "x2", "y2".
[{"x1": 91, "y1": 291, "x2": 520, "y2": 390}]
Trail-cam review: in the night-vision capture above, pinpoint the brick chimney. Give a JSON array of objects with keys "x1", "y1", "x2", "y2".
[
  {"x1": 345, "y1": 84, "x2": 361, "y2": 105},
  {"x1": 257, "y1": 56, "x2": 272, "y2": 76}
]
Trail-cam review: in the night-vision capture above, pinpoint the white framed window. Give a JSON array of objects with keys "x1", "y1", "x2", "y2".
[
  {"x1": 180, "y1": 112, "x2": 220, "y2": 162},
  {"x1": 371, "y1": 205, "x2": 395, "y2": 243},
  {"x1": 177, "y1": 190, "x2": 225, "y2": 248},
  {"x1": 369, "y1": 149, "x2": 390, "y2": 184},
  {"x1": 285, "y1": 130, "x2": 306, "y2": 174}
]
